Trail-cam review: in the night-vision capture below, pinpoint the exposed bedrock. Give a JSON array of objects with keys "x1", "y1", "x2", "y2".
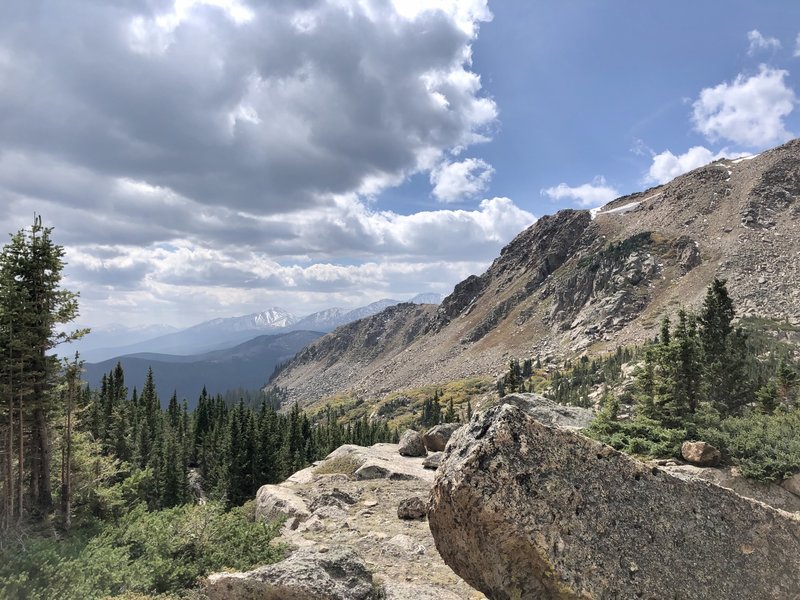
[{"x1": 428, "y1": 404, "x2": 800, "y2": 600}]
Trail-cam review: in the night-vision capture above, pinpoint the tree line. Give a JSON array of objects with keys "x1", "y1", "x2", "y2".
[{"x1": 0, "y1": 218, "x2": 397, "y2": 532}]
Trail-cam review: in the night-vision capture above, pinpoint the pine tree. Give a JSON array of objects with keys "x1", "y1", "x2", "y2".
[{"x1": 0, "y1": 216, "x2": 84, "y2": 519}]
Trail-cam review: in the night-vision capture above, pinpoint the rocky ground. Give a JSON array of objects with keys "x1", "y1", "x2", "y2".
[{"x1": 208, "y1": 442, "x2": 485, "y2": 599}]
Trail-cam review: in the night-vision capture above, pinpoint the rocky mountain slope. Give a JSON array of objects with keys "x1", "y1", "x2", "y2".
[{"x1": 273, "y1": 138, "x2": 800, "y2": 406}]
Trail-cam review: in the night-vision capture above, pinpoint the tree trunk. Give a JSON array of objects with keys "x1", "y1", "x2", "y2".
[
  {"x1": 17, "y1": 389, "x2": 23, "y2": 523},
  {"x1": 33, "y1": 406, "x2": 52, "y2": 516},
  {"x1": 61, "y1": 368, "x2": 74, "y2": 530}
]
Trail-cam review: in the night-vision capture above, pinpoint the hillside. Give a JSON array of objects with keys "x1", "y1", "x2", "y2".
[
  {"x1": 84, "y1": 330, "x2": 322, "y2": 406},
  {"x1": 273, "y1": 138, "x2": 800, "y2": 406}
]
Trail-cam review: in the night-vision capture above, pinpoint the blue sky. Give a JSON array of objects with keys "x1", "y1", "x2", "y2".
[{"x1": 1, "y1": 0, "x2": 798, "y2": 329}]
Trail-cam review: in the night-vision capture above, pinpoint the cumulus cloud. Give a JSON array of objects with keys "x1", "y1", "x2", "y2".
[
  {"x1": 0, "y1": 0, "x2": 513, "y2": 326},
  {"x1": 0, "y1": 0, "x2": 496, "y2": 215},
  {"x1": 747, "y1": 30, "x2": 781, "y2": 55},
  {"x1": 644, "y1": 146, "x2": 750, "y2": 184},
  {"x1": 60, "y1": 196, "x2": 535, "y2": 326},
  {"x1": 430, "y1": 158, "x2": 495, "y2": 202},
  {"x1": 540, "y1": 177, "x2": 619, "y2": 208},
  {"x1": 691, "y1": 65, "x2": 797, "y2": 147}
]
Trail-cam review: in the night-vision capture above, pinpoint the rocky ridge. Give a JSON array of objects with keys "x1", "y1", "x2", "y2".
[{"x1": 273, "y1": 139, "x2": 800, "y2": 407}]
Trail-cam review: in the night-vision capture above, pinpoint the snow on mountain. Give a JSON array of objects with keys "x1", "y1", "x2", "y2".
[{"x1": 409, "y1": 293, "x2": 445, "y2": 304}]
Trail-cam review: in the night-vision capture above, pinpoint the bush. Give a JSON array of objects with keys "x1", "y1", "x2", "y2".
[
  {"x1": 0, "y1": 502, "x2": 284, "y2": 600},
  {"x1": 714, "y1": 409, "x2": 800, "y2": 482}
]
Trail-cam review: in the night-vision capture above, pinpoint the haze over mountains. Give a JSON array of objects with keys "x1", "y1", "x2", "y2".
[
  {"x1": 70, "y1": 293, "x2": 445, "y2": 363},
  {"x1": 71, "y1": 293, "x2": 445, "y2": 402}
]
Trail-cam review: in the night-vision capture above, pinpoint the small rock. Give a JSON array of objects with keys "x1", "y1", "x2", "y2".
[
  {"x1": 255, "y1": 485, "x2": 310, "y2": 530},
  {"x1": 309, "y1": 488, "x2": 357, "y2": 512},
  {"x1": 355, "y1": 464, "x2": 391, "y2": 480},
  {"x1": 387, "y1": 534, "x2": 426, "y2": 555},
  {"x1": 398, "y1": 430, "x2": 427, "y2": 457},
  {"x1": 397, "y1": 496, "x2": 427, "y2": 520},
  {"x1": 681, "y1": 441, "x2": 722, "y2": 467},
  {"x1": 363, "y1": 499, "x2": 378, "y2": 508},
  {"x1": 782, "y1": 473, "x2": 800, "y2": 498},
  {"x1": 423, "y1": 423, "x2": 462, "y2": 452},
  {"x1": 205, "y1": 547, "x2": 379, "y2": 600},
  {"x1": 422, "y1": 452, "x2": 443, "y2": 470}
]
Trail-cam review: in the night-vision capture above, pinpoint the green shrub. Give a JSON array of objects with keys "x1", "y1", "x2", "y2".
[
  {"x1": 0, "y1": 502, "x2": 284, "y2": 600},
  {"x1": 714, "y1": 409, "x2": 800, "y2": 481}
]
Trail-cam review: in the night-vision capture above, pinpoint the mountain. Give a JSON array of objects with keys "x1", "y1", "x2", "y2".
[
  {"x1": 272, "y1": 138, "x2": 800, "y2": 405},
  {"x1": 293, "y1": 299, "x2": 402, "y2": 332},
  {"x1": 83, "y1": 330, "x2": 322, "y2": 407},
  {"x1": 60, "y1": 323, "x2": 179, "y2": 362},
  {"x1": 79, "y1": 296, "x2": 445, "y2": 363},
  {"x1": 79, "y1": 308, "x2": 299, "y2": 361}
]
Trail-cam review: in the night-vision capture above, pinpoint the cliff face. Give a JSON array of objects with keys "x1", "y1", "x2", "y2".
[{"x1": 273, "y1": 139, "x2": 800, "y2": 406}]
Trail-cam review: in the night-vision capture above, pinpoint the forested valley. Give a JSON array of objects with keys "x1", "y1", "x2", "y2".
[{"x1": 0, "y1": 218, "x2": 397, "y2": 599}]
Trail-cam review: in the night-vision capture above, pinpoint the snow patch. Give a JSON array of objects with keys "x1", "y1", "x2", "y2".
[
  {"x1": 730, "y1": 153, "x2": 760, "y2": 164},
  {"x1": 591, "y1": 192, "x2": 663, "y2": 220}
]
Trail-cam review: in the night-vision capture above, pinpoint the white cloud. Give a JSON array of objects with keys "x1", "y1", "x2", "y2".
[
  {"x1": 795, "y1": 33, "x2": 800, "y2": 57},
  {"x1": 430, "y1": 158, "x2": 495, "y2": 202},
  {"x1": 540, "y1": 176, "x2": 619, "y2": 208},
  {"x1": 644, "y1": 146, "x2": 750, "y2": 184},
  {"x1": 746, "y1": 30, "x2": 781, "y2": 55},
  {"x1": 58, "y1": 195, "x2": 536, "y2": 326},
  {"x1": 692, "y1": 65, "x2": 797, "y2": 147}
]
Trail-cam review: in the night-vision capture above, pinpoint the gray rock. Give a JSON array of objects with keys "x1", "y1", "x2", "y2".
[
  {"x1": 422, "y1": 423, "x2": 461, "y2": 452},
  {"x1": 499, "y1": 392, "x2": 594, "y2": 429},
  {"x1": 205, "y1": 547, "x2": 380, "y2": 600},
  {"x1": 681, "y1": 440, "x2": 722, "y2": 467},
  {"x1": 255, "y1": 484, "x2": 310, "y2": 530},
  {"x1": 783, "y1": 472, "x2": 800, "y2": 498},
  {"x1": 429, "y1": 404, "x2": 800, "y2": 600},
  {"x1": 397, "y1": 496, "x2": 427, "y2": 520},
  {"x1": 422, "y1": 452, "x2": 442, "y2": 470},
  {"x1": 309, "y1": 488, "x2": 357, "y2": 512},
  {"x1": 398, "y1": 429, "x2": 427, "y2": 457}
]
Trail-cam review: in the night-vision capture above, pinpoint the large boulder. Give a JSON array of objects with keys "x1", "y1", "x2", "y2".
[
  {"x1": 205, "y1": 547, "x2": 380, "y2": 600},
  {"x1": 681, "y1": 440, "x2": 722, "y2": 467},
  {"x1": 422, "y1": 423, "x2": 461, "y2": 452},
  {"x1": 429, "y1": 405, "x2": 800, "y2": 600},
  {"x1": 255, "y1": 485, "x2": 310, "y2": 530},
  {"x1": 398, "y1": 430, "x2": 427, "y2": 457},
  {"x1": 499, "y1": 392, "x2": 594, "y2": 429}
]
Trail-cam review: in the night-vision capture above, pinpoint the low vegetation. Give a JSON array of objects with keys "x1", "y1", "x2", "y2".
[{"x1": 498, "y1": 279, "x2": 800, "y2": 483}]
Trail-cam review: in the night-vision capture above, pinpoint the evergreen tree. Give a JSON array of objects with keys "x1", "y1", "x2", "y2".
[{"x1": 0, "y1": 216, "x2": 84, "y2": 519}]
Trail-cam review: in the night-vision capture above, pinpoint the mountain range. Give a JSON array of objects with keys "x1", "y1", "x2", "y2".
[
  {"x1": 69, "y1": 293, "x2": 444, "y2": 363},
  {"x1": 82, "y1": 330, "x2": 322, "y2": 407},
  {"x1": 271, "y1": 138, "x2": 800, "y2": 406}
]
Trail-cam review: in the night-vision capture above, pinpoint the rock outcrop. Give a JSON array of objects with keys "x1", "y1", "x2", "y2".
[
  {"x1": 255, "y1": 484, "x2": 310, "y2": 530},
  {"x1": 422, "y1": 423, "x2": 461, "y2": 452},
  {"x1": 225, "y1": 442, "x2": 482, "y2": 599},
  {"x1": 497, "y1": 392, "x2": 594, "y2": 429},
  {"x1": 429, "y1": 405, "x2": 800, "y2": 600},
  {"x1": 204, "y1": 547, "x2": 380, "y2": 600}
]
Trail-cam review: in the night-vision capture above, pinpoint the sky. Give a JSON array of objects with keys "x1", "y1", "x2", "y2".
[{"x1": 1, "y1": 0, "x2": 800, "y2": 329}]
